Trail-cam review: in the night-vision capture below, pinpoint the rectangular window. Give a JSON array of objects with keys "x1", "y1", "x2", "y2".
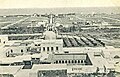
[
  {"x1": 81, "y1": 60, "x2": 83, "y2": 63},
  {"x1": 51, "y1": 47, "x2": 53, "y2": 51},
  {"x1": 43, "y1": 47, "x2": 45, "y2": 51},
  {"x1": 56, "y1": 47, "x2": 58, "y2": 51},
  {"x1": 47, "y1": 47, "x2": 49, "y2": 51},
  {"x1": 36, "y1": 58, "x2": 39, "y2": 59},
  {"x1": 32, "y1": 58, "x2": 35, "y2": 60}
]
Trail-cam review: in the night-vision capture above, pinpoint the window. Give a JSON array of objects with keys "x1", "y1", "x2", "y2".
[
  {"x1": 47, "y1": 47, "x2": 49, "y2": 51},
  {"x1": 75, "y1": 60, "x2": 77, "y2": 63},
  {"x1": 72, "y1": 60, "x2": 74, "y2": 63},
  {"x1": 51, "y1": 47, "x2": 53, "y2": 51},
  {"x1": 36, "y1": 58, "x2": 40, "y2": 60},
  {"x1": 81, "y1": 60, "x2": 83, "y2": 63},
  {"x1": 78, "y1": 60, "x2": 80, "y2": 63},
  {"x1": 38, "y1": 44, "x2": 41, "y2": 46},
  {"x1": 59, "y1": 60, "x2": 61, "y2": 63},
  {"x1": 21, "y1": 49, "x2": 23, "y2": 53},
  {"x1": 11, "y1": 49, "x2": 13, "y2": 53},
  {"x1": 32, "y1": 58, "x2": 35, "y2": 60},
  {"x1": 26, "y1": 44, "x2": 28, "y2": 46},
  {"x1": 35, "y1": 44, "x2": 37, "y2": 46},
  {"x1": 56, "y1": 47, "x2": 58, "y2": 51},
  {"x1": 27, "y1": 49, "x2": 29, "y2": 51},
  {"x1": 43, "y1": 47, "x2": 45, "y2": 51},
  {"x1": 65, "y1": 60, "x2": 67, "y2": 63},
  {"x1": 68, "y1": 60, "x2": 71, "y2": 63},
  {"x1": 62, "y1": 60, "x2": 64, "y2": 63},
  {"x1": 56, "y1": 61, "x2": 58, "y2": 64}
]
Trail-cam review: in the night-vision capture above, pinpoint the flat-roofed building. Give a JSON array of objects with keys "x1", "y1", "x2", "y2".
[{"x1": 48, "y1": 53, "x2": 92, "y2": 65}]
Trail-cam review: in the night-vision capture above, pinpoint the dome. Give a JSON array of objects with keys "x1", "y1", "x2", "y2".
[{"x1": 44, "y1": 31, "x2": 56, "y2": 40}]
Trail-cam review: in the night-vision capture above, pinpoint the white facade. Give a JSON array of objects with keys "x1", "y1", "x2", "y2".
[{"x1": 2, "y1": 36, "x2": 63, "y2": 57}]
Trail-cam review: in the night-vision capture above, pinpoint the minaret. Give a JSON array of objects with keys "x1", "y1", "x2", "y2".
[
  {"x1": 48, "y1": 14, "x2": 55, "y2": 24},
  {"x1": 47, "y1": 14, "x2": 56, "y2": 31}
]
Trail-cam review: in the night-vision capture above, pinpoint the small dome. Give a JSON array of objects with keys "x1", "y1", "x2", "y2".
[{"x1": 44, "y1": 31, "x2": 56, "y2": 40}]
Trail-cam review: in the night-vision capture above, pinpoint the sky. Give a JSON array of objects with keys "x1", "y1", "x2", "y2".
[{"x1": 0, "y1": 0, "x2": 120, "y2": 9}]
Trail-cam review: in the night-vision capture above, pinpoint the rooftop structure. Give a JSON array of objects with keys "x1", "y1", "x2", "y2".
[{"x1": 0, "y1": 13, "x2": 119, "y2": 77}]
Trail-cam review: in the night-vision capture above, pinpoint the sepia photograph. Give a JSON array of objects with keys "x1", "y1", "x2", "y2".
[{"x1": 0, "y1": 0, "x2": 120, "y2": 77}]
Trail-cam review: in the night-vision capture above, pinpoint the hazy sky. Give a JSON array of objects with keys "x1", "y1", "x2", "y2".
[{"x1": 0, "y1": 0, "x2": 120, "y2": 9}]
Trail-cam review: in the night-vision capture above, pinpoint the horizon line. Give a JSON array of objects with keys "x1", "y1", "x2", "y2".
[{"x1": 0, "y1": 6, "x2": 120, "y2": 9}]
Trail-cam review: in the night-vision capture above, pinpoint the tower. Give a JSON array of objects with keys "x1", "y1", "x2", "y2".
[
  {"x1": 48, "y1": 14, "x2": 55, "y2": 24},
  {"x1": 47, "y1": 14, "x2": 56, "y2": 32}
]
